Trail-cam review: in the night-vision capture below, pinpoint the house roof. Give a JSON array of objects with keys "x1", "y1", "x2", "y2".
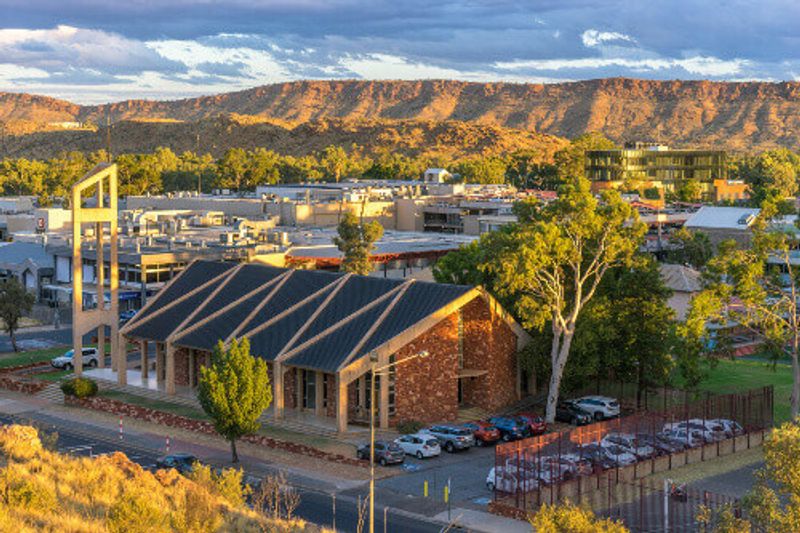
[
  {"x1": 121, "y1": 260, "x2": 495, "y2": 373},
  {"x1": 0, "y1": 241, "x2": 53, "y2": 271},
  {"x1": 659, "y1": 263, "x2": 702, "y2": 293},
  {"x1": 684, "y1": 206, "x2": 760, "y2": 230}
]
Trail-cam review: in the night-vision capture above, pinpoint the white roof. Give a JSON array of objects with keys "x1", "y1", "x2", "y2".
[
  {"x1": 684, "y1": 206, "x2": 760, "y2": 230},
  {"x1": 425, "y1": 168, "x2": 449, "y2": 174}
]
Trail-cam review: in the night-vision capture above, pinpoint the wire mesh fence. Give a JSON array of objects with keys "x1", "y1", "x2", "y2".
[{"x1": 492, "y1": 386, "x2": 772, "y2": 531}]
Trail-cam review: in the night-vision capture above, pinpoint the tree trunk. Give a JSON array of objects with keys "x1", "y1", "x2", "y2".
[
  {"x1": 545, "y1": 329, "x2": 575, "y2": 423},
  {"x1": 9, "y1": 329, "x2": 18, "y2": 352},
  {"x1": 792, "y1": 343, "x2": 800, "y2": 421},
  {"x1": 230, "y1": 438, "x2": 239, "y2": 463}
]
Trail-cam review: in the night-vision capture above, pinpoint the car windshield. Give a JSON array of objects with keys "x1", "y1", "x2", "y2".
[
  {"x1": 62, "y1": 350, "x2": 74, "y2": 358},
  {"x1": 387, "y1": 443, "x2": 401, "y2": 451},
  {"x1": 453, "y1": 429, "x2": 471, "y2": 436},
  {"x1": 606, "y1": 446, "x2": 627, "y2": 455},
  {"x1": 425, "y1": 439, "x2": 438, "y2": 446}
]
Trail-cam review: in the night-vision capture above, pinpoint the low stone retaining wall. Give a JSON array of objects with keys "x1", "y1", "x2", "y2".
[
  {"x1": 0, "y1": 361, "x2": 51, "y2": 374},
  {"x1": 66, "y1": 395, "x2": 367, "y2": 468}
]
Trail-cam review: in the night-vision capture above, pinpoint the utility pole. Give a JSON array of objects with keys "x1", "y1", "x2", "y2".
[{"x1": 105, "y1": 108, "x2": 112, "y2": 160}]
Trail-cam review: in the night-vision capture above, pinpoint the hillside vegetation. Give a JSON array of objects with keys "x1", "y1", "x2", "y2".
[
  {"x1": 0, "y1": 424, "x2": 323, "y2": 532},
  {"x1": 5, "y1": 78, "x2": 800, "y2": 151},
  {"x1": 0, "y1": 115, "x2": 567, "y2": 160}
]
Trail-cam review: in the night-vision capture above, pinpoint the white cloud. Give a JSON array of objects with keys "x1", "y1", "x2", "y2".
[
  {"x1": 495, "y1": 55, "x2": 748, "y2": 77},
  {"x1": 581, "y1": 29, "x2": 636, "y2": 48}
]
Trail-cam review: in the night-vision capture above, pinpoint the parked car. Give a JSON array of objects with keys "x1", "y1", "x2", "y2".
[
  {"x1": 356, "y1": 441, "x2": 405, "y2": 466},
  {"x1": 516, "y1": 413, "x2": 547, "y2": 435},
  {"x1": 664, "y1": 421, "x2": 725, "y2": 443},
  {"x1": 555, "y1": 401, "x2": 593, "y2": 426},
  {"x1": 578, "y1": 444, "x2": 618, "y2": 471},
  {"x1": 51, "y1": 347, "x2": 99, "y2": 370},
  {"x1": 461, "y1": 421, "x2": 501, "y2": 447},
  {"x1": 553, "y1": 453, "x2": 593, "y2": 476},
  {"x1": 119, "y1": 309, "x2": 137, "y2": 325},
  {"x1": 486, "y1": 466, "x2": 538, "y2": 493},
  {"x1": 635, "y1": 433, "x2": 687, "y2": 455},
  {"x1": 156, "y1": 453, "x2": 198, "y2": 474},
  {"x1": 394, "y1": 434, "x2": 441, "y2": 459},
  {"x1": 422, "y1": 425, "x2": 475, "y2": 452},
  {"x1": 599, "y1": 444, "x2": 638, "y2": 466},
  {"x1": 661, "y1": 427, "x2": 705, "y2": 448},
  {"x1": 708, "y1": 418, "x2": 745, "y2": 438},
  {"x1": 602, "y1": 433, "x2": 656, "y2": 459},
  {"x1": 572, "y1": 396, "x2": 621, "y2": 420},
  {"x1": 534, "y1": 456, "x2": 575, "y2": 485},
  {"x1": 488, "y1": 417, "x2": 527, "y2": 441}
]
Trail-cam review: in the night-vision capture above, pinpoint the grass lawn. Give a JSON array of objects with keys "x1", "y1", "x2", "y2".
[
  {"x1": 0, "y1": 347, "x2": 67, "y2": 369},
  {"x1": 34, "y1": 369, "x2": 74, "y2": 382},
  {"x1": 684, "y1": 358, "x2": 792, "y2": 424}
]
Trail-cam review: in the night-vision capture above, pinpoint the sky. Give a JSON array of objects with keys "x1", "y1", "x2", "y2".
[{"x1": 0, "y1": 0, "x2": 799, "y2": 104}]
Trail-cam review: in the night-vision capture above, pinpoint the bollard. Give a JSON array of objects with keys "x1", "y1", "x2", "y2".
[
  {"x1": 166, "y1": 436, "x2": 171, "y2": 453},
  {"x1": 423, "y1": 480, "x2": 428, "y2": 498},
  {"x1": 119, "y1": 417, "x2": 123, "y2": 440},
  {"x1": 444, "y1": 485, "x2": 449, "y2": 503}
]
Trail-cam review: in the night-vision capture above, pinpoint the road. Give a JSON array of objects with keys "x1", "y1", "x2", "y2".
[{"x1": 0, "y1": 409, "x2": 452, "y2": 533}]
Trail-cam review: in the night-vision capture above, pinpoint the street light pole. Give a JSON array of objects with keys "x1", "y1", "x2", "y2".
[{"x1": 369, "y1": 350, "x2": 429, "y2": 533}]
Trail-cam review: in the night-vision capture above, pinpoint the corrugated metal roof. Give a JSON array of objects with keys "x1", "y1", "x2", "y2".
[
  {"x1": 0, "y1": 242, "x2": 53, "y2": 270},
  {"x1": 684, "y1": 206, "x2": 761, "y2": 230},
  {"x1": 126, "y1": 260, "x2": 474, "y2": 372}
]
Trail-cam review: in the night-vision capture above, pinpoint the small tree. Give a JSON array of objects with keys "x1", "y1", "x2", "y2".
[
  {"x1": 664, "y1": 227, "x2": 713, "y2": 269},
  {"x1": 333, "y1": 211, "x2": 384, "y2": 275},
  {"x1": 485, "y1": 178, "x2": 646, "y2": 423},
  {"x1": 0, "y1": 278, "x2": 35, "y2": 352},
  {"x1": 531, "y1": 502, "x2": 629, "y2": 532},
  {"x1": 197, "y1": 338, "x2": 272, "y2": 463}
]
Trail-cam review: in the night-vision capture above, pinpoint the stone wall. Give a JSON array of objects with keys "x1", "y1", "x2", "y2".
[
  {"x1": 174, "y1": 348, "x2": 189, "y2": 386},
  {"x1": 460, "y1": 297, "x2": 518, "y2": 411},
  {"x1": 392, "y1": 312, "x2": 460, "y2": 424}
]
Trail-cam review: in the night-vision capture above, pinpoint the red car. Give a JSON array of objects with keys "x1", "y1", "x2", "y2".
[
  {"x1": 461, "y1": 421, "x2": 501, "y2": 447},
  {"x1": 517, "y1": 413, "x2": 547, "y2": 436}
]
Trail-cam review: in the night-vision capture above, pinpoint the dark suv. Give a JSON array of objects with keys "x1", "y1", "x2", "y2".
[
  {"x1": 156, "y1": 453, "x2": 199, "y2": 474},
  {"x1": 423, "y1": 425, "x2": 475, "y2": 452},
  {"x1": 488, "y1": 417, "x2": 527, "y2": 441},
  {"x1": 555, "y1": 401, "x2": 593, "y2": 425},
  {"x1": 356, "y1": 441, "x2": 405, "y2": 466}
]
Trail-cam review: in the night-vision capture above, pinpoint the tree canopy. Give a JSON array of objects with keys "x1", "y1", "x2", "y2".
[
  {"x1": 333, "y1": 211, "x2": 384, "y2": 276},
  {"x1": 197, "y1": 338, "x2": 272, "y2": 463},
  {"x1": 0, "y1": 278, "x2": 35, "y2": 352}
]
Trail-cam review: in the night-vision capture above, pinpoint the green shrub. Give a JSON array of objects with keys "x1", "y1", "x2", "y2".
[
  {"x1": 396, "y1": 420, "x2": 424, "y2": 434},
  {"x1": 60, "y1": 377, "x2": 98, "y2": 398}
]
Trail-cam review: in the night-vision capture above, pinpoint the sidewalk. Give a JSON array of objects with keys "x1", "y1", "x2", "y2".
[{"x1": 434, "y1": 508, "x2": 530, "y2": 533}]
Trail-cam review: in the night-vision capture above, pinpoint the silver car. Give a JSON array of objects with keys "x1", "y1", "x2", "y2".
[{"x1": 51, "y1": 348, "x2": 99, "y2": 370}]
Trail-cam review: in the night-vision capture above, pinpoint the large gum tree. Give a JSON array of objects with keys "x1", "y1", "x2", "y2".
[{"x1": 485, "y1": 177, "x2": 646, "y2": 423}]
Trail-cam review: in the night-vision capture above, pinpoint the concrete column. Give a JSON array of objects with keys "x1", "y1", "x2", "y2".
[
  {"x1": 155, "y1": 342, "x2": 164, "y2": 384},
  {"x1": 140, "y1": 340, "x2": 148, "y2": 379},
  {"x1": 379, "y1": 370, "x2": 390, "y2": 429},
  {"x1": 116, "y1": 332, "x2": 126, "y2": 385},
  {"x1": 165, "y1": 342, "x2": 176, "y2": 395},
  {"x1": 97, "y1": 326, "x2": 106, "y2": 369},
  {"x1": 315, "y1": 371, "x2": 324, "y2": 416},
  {"x1": 274, "y1": 362, "x2": 284, "y2": 419},
  {"x1": 336, "y1": 374, "x2": 348, "y2": 434},
  {"x1": 189, "y1": 350, "x2": 196, "y2": 388},
  {"x1": 359, "y1": 376, "x2": 367, "y2": 411}
]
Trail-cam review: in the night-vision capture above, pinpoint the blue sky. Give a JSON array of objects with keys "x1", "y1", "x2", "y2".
[{"x1": 0, "y1": 0, "x2": 798, "y2": 104}]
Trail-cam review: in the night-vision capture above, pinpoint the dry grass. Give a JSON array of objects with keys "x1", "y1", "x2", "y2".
[{"x1": 0, "y1": 424, "x2": 332, "y2": 532}]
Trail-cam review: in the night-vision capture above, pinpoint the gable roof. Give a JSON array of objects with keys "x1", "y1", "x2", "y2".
[
  {"x1": 659, "y1": 263, "x2": 702, "y2": 293},
  {"x1": 122, "y1": 260, "x2": 517, "y2": 374},
  {"x1": 684, "y1": 206, "x2": 760, "y2": 230},
  {"x1": 0, "y1": 242, "x2": 53, "y2": 271}
]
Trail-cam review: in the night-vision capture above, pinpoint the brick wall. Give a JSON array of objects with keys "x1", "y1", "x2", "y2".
[
  {"x1": 461, "y1": 297, "x2": 518, "y2": 412},
  {"x1": 174, "y1": 348, "x2": 189, "y2": 386},
  {"x1": 284, "y1": 368, "x2": 297, "y2": 409},
  {"x1": 392, "y1": 312, "x2": 460, "y2": 424}
]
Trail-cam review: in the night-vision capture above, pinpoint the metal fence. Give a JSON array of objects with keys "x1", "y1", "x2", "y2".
[{"x1": 492, "y1": 386, "x2": 772, "y2": 530}]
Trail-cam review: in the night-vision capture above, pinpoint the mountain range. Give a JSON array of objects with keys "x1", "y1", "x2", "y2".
[{"x1": 3, "y1": 78, "x2": 800, "y2": 158}]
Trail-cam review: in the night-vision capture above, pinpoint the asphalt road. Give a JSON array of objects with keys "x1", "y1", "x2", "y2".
[
  {"x1": 0, "y1": 411, "x2": 451, "y2": 533},
  {"x1": 0, "y1": 327, "x2": 75, "y2": 352}
]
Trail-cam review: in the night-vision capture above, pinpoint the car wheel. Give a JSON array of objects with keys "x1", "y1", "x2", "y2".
[
  {"x1": 446, "y1": 442, "x2": 455, "y2": 453},
  {"x1": 88, "y1": 359, "x2": 98, "y2": 368},
  {"x1": 594, "y1": 412, "x2": 603, "y2": 421},
  {"x1": 476, "y1": 438, "x2": 484, "y2": 447},
  {"x1": 379, "y1": 457, "x2": 387, "y2": 467},
  {"x1": 416, "y1": 451, "x2": 424, "y2": 460},
  {"x1": 65, "y1": 363, "x2": 73, "y2": 371},
  {"x1": 487, "y1": 482, "x2": 495, "y2": 492},
  {"x1": 502, "y1": 433, "x2": 511, "y2": 442}
]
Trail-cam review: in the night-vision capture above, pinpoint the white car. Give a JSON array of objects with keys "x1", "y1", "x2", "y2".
[
  {"x1": 708, "y1": 418, "x2": 744, "y2": 437},
  {"x1": 573, "y1": 396, "x2": 620, "y2": 420},
  {"x1": 486, "y1": 467, "x2": 538, "y2": 493},
  {"x1": 394, "y1": 434, "x2": 441, "y2": 459},
  {"x1": 661, "y1": 428, "x2": 705, "y2": 448},
  {"x1": 602, "y1": 433, "x2": 656, "y2": 459},
  {"x1": 599, "y1": 444, "x2": 638, "y2": 466},
  {"x1": 51, "y1": 348, "x2": 99, "y2": 370},
  {"x1": 664, "y1": 421, "x2": 725, "y2": 443}
]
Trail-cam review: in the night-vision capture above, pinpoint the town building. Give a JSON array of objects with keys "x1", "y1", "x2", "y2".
[
  {"x1": 0, "y1": 241, "x2": 54, "y2": 298},
  {"x1": 586, "y1": 144, "x2": 731, "y2": 202},
  {"x1": 120, "y1": 260, "x2": 530, "y2": 432},
  {"x1": 683, "y1": 206, "x2": 762, "y2": 248}
]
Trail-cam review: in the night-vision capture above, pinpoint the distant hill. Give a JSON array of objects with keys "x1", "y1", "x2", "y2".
[
  {"x1": 0, "y1": 115, "x2": 568, "y2": 160},
  {"x1": 4, "y1": 78, "x2": 800, "y2": 156}
]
